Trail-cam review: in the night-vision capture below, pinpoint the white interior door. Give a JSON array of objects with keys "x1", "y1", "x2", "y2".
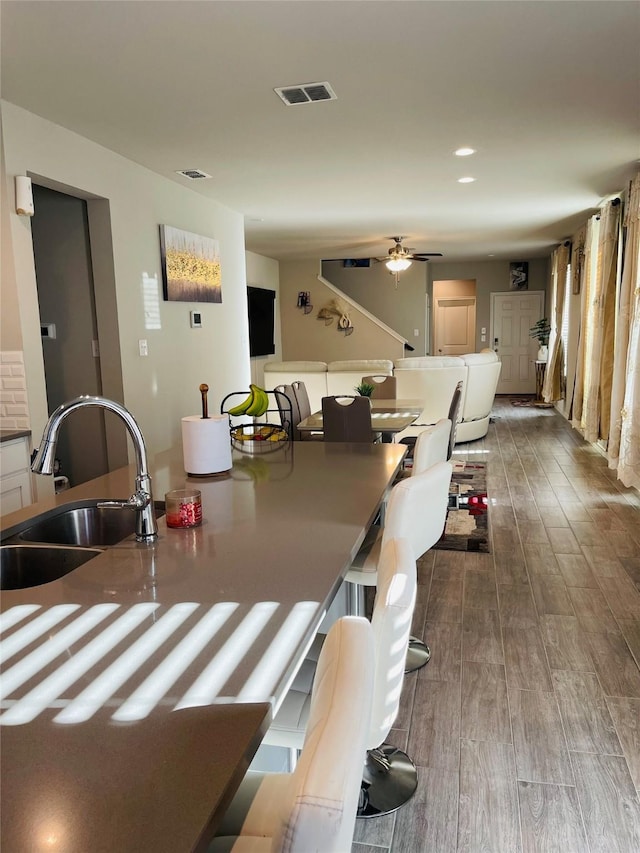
[
  {"x1": 433, "y1": 297, "x2": 476, "y2": 355},
  {"x1": 491, "y1": 291, "x2": 544, "y2": 394}
]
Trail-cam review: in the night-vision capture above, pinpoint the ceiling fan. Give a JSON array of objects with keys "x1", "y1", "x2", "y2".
[{"x1": 375, "y1": 236, "x2": 443, "y2": 272}]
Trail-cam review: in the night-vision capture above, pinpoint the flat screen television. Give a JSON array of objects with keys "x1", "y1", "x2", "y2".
[{"x1": 247, "y1": 286, "x2": 276, "y2": 357}]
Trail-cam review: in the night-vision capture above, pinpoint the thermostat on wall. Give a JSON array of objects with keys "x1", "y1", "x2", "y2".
[{"x1": 190, "y1": 311, "x2": 202, "y2": 328}]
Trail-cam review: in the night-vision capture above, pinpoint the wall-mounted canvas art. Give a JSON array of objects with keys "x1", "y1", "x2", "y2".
[
  {"x1": 509, "y1": 261, "x2": 529, "y2": 291},
  {"x1": 160, "y1": 225, "x2": 222, "y2": 303}
]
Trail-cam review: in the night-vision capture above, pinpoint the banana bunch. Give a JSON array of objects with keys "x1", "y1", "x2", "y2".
[{"x1": 228, "y1": 384, "x2": 269, "y2": 417}]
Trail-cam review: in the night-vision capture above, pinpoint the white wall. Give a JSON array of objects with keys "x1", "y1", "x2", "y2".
[
  {"x1": 1, "y1": 101, "x2": 252, "y2": 471},
  {"x1": 245, "y1": 250, "x2": 281, "y2": 388}
]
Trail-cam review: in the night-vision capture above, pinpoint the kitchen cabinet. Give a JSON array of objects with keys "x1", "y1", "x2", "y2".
[{"x1": 0, "y1": 434, "x2": 33, "y2": 513}]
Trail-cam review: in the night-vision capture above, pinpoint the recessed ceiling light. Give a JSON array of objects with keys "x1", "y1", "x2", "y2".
[
  {"x1": 458, "y1": 176, "x2": 476, "y2": 183},
  {"x1": 455, "y1": 147, "x2": 476, "y2": 157}
]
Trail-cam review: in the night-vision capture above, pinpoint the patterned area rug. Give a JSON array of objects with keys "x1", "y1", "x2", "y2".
[{"x1": 434, "y1": 461, "x2": 489, "y2": 553}]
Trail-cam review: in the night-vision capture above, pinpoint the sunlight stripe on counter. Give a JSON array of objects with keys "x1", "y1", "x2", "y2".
[
  {"x1": 0, "y1": 604, "x2": 159, "y2": 725},
  {"x1": 0, "y1": 604, "x2": 119, "y2": 709},
  {"x1": 0, "y1": 605, "x2": 41, "y2": 635},
  {"x1": 237, "y1": 601, "x2": 320, "y2": 706},
  {"x1": 0, "y1": 605, "x2": 81, "y2": 667},
  {"x1": 172, "y1": 602, "x2": 280, "y2": 712},
  {"x1": 109, "y1": 602, "x2": 238, "y2": 722},
  {"x1": 54, "y1": 602, "x2": 200, "y2": 724}
]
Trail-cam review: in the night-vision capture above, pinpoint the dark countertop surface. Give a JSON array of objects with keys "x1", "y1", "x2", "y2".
[
  {"x1": 0, "y1": 428, "x2": 31, "y2": 443},
  {"x1": 0, "y1": 438, "x2": 406, "y2": 852}
]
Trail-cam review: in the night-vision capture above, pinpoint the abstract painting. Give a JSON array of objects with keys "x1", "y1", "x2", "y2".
[{"x1": 160, "y1": 225, "x2": 222, "y2": 303}]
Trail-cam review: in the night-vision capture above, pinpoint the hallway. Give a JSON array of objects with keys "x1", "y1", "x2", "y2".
[{"x1": 353, "y1": 397, "x2": 640, "y2": 852}]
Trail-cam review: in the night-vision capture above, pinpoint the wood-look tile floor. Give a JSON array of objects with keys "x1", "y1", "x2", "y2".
[{"x1": 353, "y1": 397, "x2": 640, "y2": 853}]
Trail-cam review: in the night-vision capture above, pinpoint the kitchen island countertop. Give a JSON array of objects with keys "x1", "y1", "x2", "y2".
[{"x1": 0, "y1": 438, "x2": 405, "y2": 851}]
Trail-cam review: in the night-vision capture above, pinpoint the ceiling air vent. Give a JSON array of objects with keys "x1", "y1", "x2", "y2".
[
  {"x1": 176, "y1": 169, "x2": 212, "y2": 180},
  {"x1": 274, "y1": 82, "x2": 337, "y2": 106}
]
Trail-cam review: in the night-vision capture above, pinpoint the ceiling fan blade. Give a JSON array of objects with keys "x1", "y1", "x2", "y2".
[{"x1": 411, "y1": 252, "x2": 443, "y2": 258}]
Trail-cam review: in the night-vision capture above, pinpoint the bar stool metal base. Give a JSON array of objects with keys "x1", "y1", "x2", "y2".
[
  {"x1": 358, "y1": 745, "x2": 418, "y2": 818},
  {"x1": 404, "y1": 636, "x2": 431, "y2": 673}
]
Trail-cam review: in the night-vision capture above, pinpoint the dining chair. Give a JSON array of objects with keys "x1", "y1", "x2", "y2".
[
  {"x1": 273, "y1": 381, "x2": 321, "y2": 441},
  {"x1": 447, "y1": 380, "x2": 464, "y2": 460},
  {"x1": 345, "y1": 460, "x2": 452, "y2": 672},
  {"x1": 291, "y1": 380, "x2": 323, "y2": 441},
  {"x1": 398, "y1": 378, "x2": 463, "y2": 462},
  {"x1": 409, "y1": 418, "x2": 451, "y2": 476},
  {"x1": 321, "y1": 395, "x2": 377, "y2": 443},
  {"x1": 262, "y1": 537, "x2": 419, "y2": 818},
  {"x1": 361, "y1": 374, "x2": 396, "y2": 399},
  {"x1": 209, "y1": 616, "x2": 374, "y2": 852},
  {"x1": 274, "y1": 383, "x2": 301, "y2": 440}
]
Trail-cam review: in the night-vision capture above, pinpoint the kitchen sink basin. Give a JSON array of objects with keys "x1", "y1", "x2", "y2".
[
  {"x1": 0, "y1": 544, "x2": 102, "y2": 589},
  {"x1": 10, "y1": 501, "x2": 166, "y2": 548}
]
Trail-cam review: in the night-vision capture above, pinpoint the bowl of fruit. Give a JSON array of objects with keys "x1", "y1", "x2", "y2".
[{"x1": 230, "y1": 423, "x2": 289, "y2": 454}]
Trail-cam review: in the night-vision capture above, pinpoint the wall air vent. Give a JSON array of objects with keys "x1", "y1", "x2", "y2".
[
  {"x1": 274, "y1": 82, "x2": 337, "y2": 106},
  {"x1": 175, "y1": 169, "x2": 212, "y2": 180}
]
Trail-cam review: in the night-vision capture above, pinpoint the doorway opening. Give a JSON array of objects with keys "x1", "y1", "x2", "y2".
[
  {"x1": 432, "y1": 280, "x2": 477, "y2": 356},
  {"x1": 30, "y1": 183, "x2": 127, "y2": 487}
]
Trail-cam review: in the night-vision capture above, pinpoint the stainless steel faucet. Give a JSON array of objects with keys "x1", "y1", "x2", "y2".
[{"x1": 32, "y1": 395, "x2": 158, "y2": 542}]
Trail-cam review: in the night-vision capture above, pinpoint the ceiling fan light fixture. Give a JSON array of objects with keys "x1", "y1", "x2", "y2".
[{"x1": 386, "y1": 257, "x2": 412, "y2": 272}]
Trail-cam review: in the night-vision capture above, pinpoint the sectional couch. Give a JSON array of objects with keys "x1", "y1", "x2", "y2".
[{"x1": 264, "y1": 352, "x2": 501, "y2": 443}]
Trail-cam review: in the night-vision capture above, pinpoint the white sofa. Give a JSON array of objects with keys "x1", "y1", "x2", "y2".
[
  {"x1": 394, "y1": 353, "x2": 501, "y2": 442},
  {"x1": 264, "y1": 359, "x2": 393, "y2": 413},
  {"x1": 263, "y1": 361, "x2": 329, "y2": 413},
  {"x1": 264, "y1": 352, "x2": 501, "y2": 443},
  {"x1": 326, "y1": 360, "x2": 394, "y2": 398}
]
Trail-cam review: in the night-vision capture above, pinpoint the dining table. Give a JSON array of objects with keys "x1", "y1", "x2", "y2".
[
  {"x1": 296, "y1": 398, "x2": 424, "y2": 440},
  {"x1": 0, "y1": 437, "x2": 407, "y2": 852}
]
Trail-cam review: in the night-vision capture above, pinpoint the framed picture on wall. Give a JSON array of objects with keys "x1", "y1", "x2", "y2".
[
  {"x1": 509, "y1": 261, "x2": 529, "y2": 291},
  {"x1": 160, "y1": 225, "x2": 222, "y2": 303}
]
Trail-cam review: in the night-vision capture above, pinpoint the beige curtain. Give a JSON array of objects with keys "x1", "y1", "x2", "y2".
[
  {"x1": 543, "y1": 243, "x2": 569, "y2": 401},
  {"x1": 572, "y1": 218, "x2": 596, "y2": 427},
  {"x1": 616, "y1": 174, "x2": 640, "y2": 489},
  {"x1": 581, "y1": 201, "x2": 621, "y2": 442},
  {"x1": 565, "y1": 223, "x2": 587, "y2": 419}
]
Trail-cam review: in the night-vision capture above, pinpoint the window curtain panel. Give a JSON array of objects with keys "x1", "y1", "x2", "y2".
[
  {"x1": 543, "y1": 243, "x2": 569, "y2": 402},
  {"x1": 614, "y1": 174, "x2": 640, "y2": 489},
  {"x1": 572, "y1": 218, "x2": 596, "y2": 428},
  {"x1": 565, "y1": 223, "x2": 587, "y2": 420},
  {"x1": 580, "y1": 202, "x2": 621, "y2": 443}
]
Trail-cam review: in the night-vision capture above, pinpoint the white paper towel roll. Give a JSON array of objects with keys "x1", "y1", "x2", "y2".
[{"x1": 181, "y1": 415, "x2": 232, "y2": 476}]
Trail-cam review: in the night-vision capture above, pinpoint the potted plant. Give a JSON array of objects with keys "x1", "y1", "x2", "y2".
[
  {"x1": 355, "y1": 381, "x2": 375, "y2": 398},
  {"x1": 529, "y1": 318, "x2": 551, "y2": 362}
]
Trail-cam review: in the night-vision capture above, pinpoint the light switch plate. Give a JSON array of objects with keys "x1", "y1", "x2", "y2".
[
  {"x1": 138, "y1": 339, "x2": 148, "y2": 357},
  {"x1": 190, "y1": 310, "x2": 202, "y2": 328}
]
